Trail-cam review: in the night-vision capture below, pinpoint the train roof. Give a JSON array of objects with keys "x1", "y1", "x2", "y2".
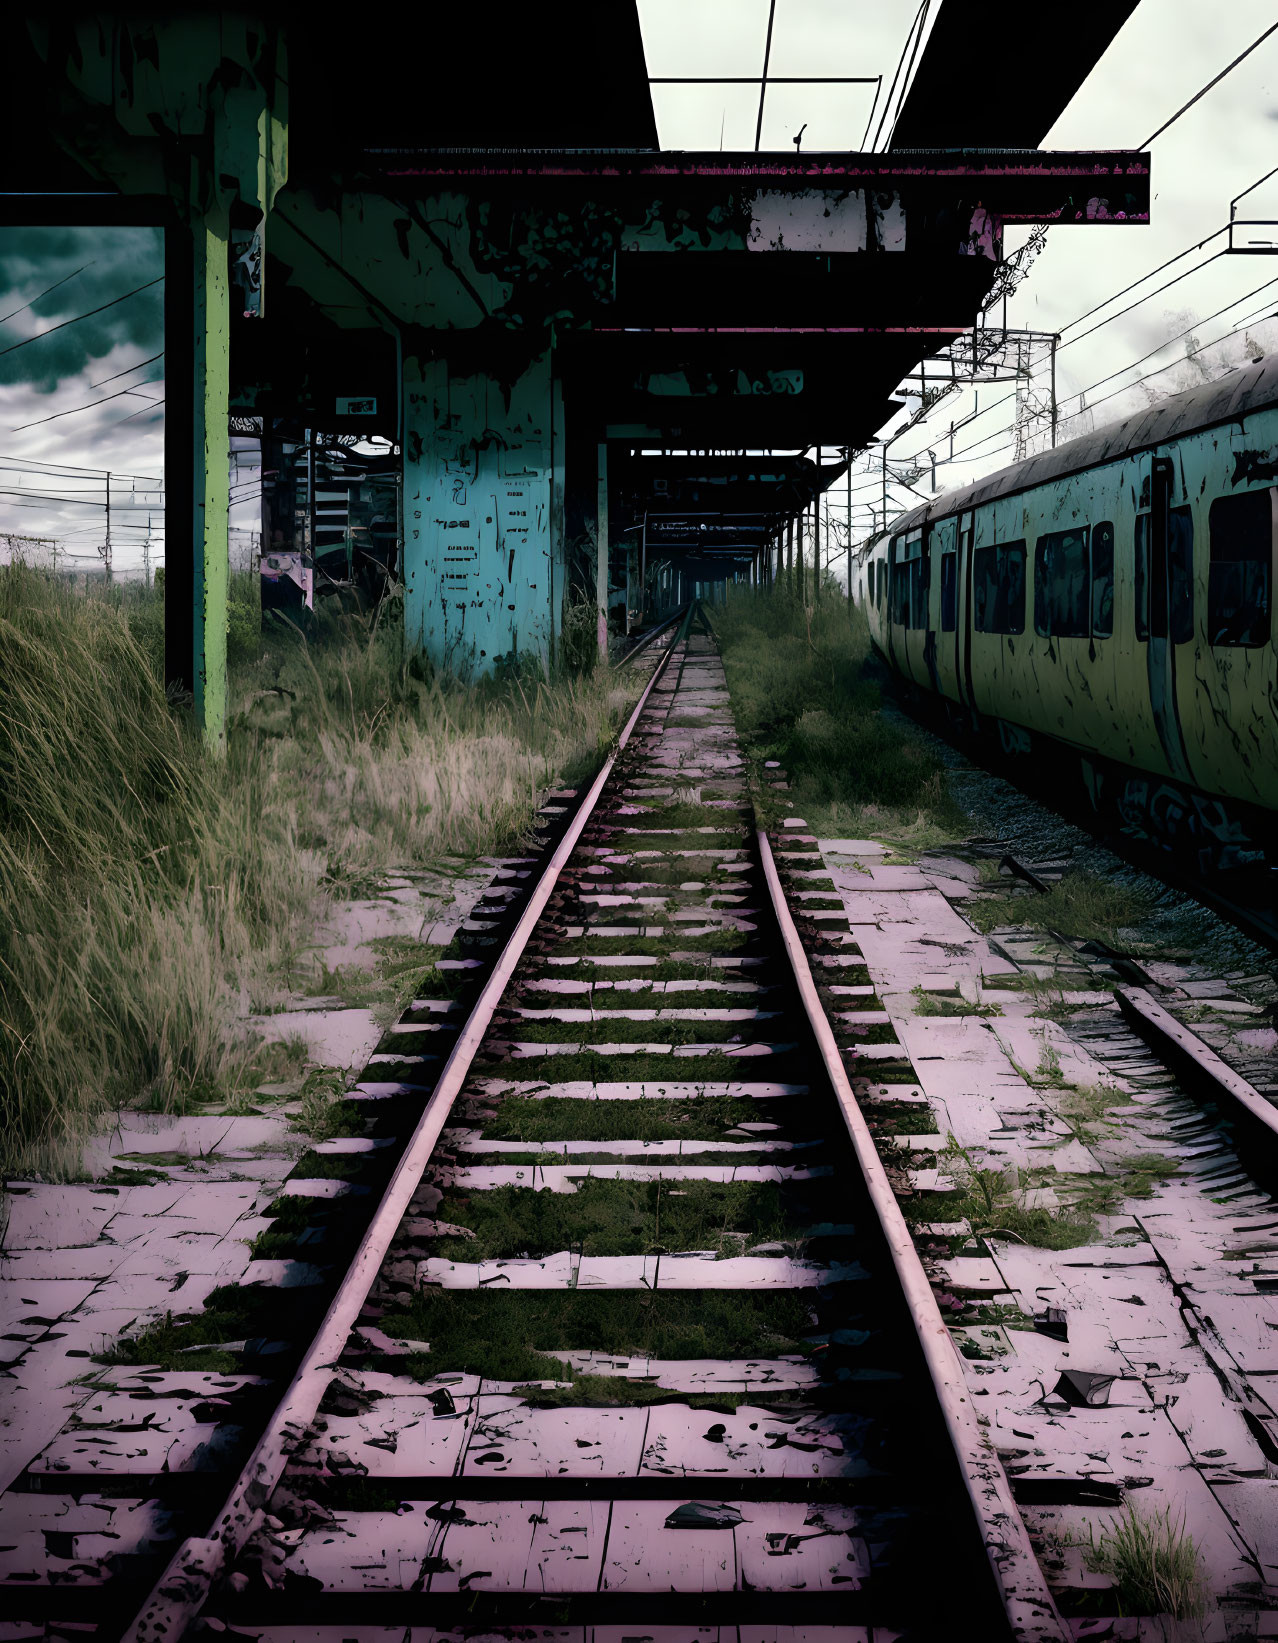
[{"x1": 887, "y1": 350, "x2": 1278, "y2": 536}]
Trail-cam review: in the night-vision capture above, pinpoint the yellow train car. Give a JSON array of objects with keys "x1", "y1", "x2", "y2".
[{"x1": 854, "y1": 357, "x2": 1278, "y2": 872}]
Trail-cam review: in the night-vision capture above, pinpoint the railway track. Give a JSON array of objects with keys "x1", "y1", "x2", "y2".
[{"x1": 2, "y1": 609, "x2": 1067, "y2": 1641}]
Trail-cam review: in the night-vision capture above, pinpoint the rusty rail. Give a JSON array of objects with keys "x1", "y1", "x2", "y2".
[
  {"x1": 756, "y1": 825, "x2": 1069, "y2": 1643},
  {"x1": 1117, "y1": 984, "x2": 1278, "y2": 1192},
  {"x1": 120, "y1": 614, "x2": 691, "y2": 1643},
  {"x1": 614, "y1": 602, "x2": 689, "y2": 669}
]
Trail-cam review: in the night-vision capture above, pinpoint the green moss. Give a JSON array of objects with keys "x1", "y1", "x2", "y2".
[
  {"x1": 548, "y1": 928, "x2": 752, "y2": 960},
  {"x1": 871, "y1": 1106, "x2": 939, "y2": 1135},
  {"x1": 506, "y1": 1015, "x2": 752, "y2": 1045},
  {"x1": 474, "y1": 1093, "x2": 769, "y2": 1142},
  {"x1": 98, "y1": 1289, "x2": 262, "y2": 1372},
  {"x1": 424, "y1": 1178, "x2": 802, "y2": 1260},
  {"x1": 610, "y1": 803, "x2": 742, "y2": 831},
  {"x1": 383, "y1": 1289, "x2": 814, "y2": 1381},
  {"x1": 473, "y1": 1049, "x2": 794, "y2": 1084},
  {"x1": 512, "y1": 1375, "x2": 772, "y2": 1413}
]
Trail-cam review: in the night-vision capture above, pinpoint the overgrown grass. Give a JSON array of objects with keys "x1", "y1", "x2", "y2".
[
  {"x1": 0, "y1": 566, "x2": 637, "y2": 1176},
  {"x1": 1069, "y1": 1503, "x2": 1207, "y2": 1619},
  {"x1": 715, "y1": 583, "x2": 967, "y2": 845},
  {"x1": 937, "y1": 1142, "x2": 1098, "y2": 1249},
  {"x1": 473, "y1": 1048, "x2": 790, "y2": 1084},
  {"x1": 383, "y1": 1288, "x2": 814, "y2": 1382},
  {"x1": 424, "y1": 1178, "x2": 800, "y2": 1260},
  {"x1": 932, "y1": 1136, "x2": 1180, "y2": 1247},
  {"x1": 911, "y1": 985, "x2": 1002, "y2": 1018},
  {"x1": 473, "y1": 1093, "x2": 766, "y2": 1142},
  {"x1": 964, "y1": 871, "x2": 1153, "y2": 946}
]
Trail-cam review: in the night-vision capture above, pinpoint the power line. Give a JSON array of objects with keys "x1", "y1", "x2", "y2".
[
  {"x1": 904, "y1": 299, "x2": 1278, "y2": 482},
  {"x1": 0, "y1": 262, "x2": 95, "y2": 327},
  {"x1": 113, "y1": 397, "x2": 164, "y2": 424},
  {"x1": 1057, "y1": 250, "x2": 1228, "y2": 355},
  {"x1": 0, "y1": 275, "x2": 163, "y2": 363},
  {"x1": 1057, "y1": 225, "x2": 1229, "y2": 338},
  {"x1": 9, "y1": 377, "x2": 163, "y2": 432},
  {"x1": 87, "y1": 350, "x2": 164, "y2": 391},
  {"x1": 890, "y1": 244, "x2": 1278, "y2": 468},
  {"x1": 1139, "y1": 21, "x2": 1278, "y2": 148},
  {"x1": 0, "y1": 454, "x2": 161, "y2": 482}
]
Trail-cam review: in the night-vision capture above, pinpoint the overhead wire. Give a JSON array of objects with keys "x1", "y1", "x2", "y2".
[
  {"x1": 10, "y1": 378, "x2": 164, "y2": 432},
  {"x1": 0, "y1": 262, "x2": 96, "y2": 327},
  {"x1": 1138, "y1": 20, "x2": 1278, "y2": 149},
  {"x1": 86, "y1": 350, "x2": 164, "y2": 391},
  {"x1": 0, "y1": 275, "x2": 163, "y2": 362}
]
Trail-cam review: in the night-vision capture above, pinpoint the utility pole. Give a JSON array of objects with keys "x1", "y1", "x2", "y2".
[
  {"x1": 847, "y1": 445, "x2": 853, "y2": 620},
  {"x1": 812, "y1": 492, "x2": 821, "y2": 603},
  {"x1": 1050, "y1": 332, "x2": 1059, "y2": 448},
  {"x1": 143, "y1": 513, "x2": 152, "y2": 587},
  {"x1": 881, "y1": 443, "x2": 887, "y2": 529},
  {"x1": 104, "y1": 470, "x2": 112, "y2": 581}
]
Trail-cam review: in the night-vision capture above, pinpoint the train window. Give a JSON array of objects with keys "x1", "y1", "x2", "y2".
[
  {"x1": 940, "y1": 550, "x2": 957, "y2": 632},
  {"x1": 972, "y1": 540, "x2": 1026, "y2": 634},
  {"x1": 1208, "y1": 491, "x2": 1271, "y2": 647},
  {"x1": 1034, "y1": 528, "x2": 1090, "y2": 637},
  {"x1": 1091, "y1": 522, "x2": 1114, "y2": 638},
  {"x1": 891, "y1": 534, "x2": 927, "y2": 629},
  {"x1": 1135, "y1": 510, "x2": 1194, "y2": 643}
]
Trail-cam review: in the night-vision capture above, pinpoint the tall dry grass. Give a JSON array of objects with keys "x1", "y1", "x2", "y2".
[{"x1": 0, "y1": 568, "x2": 635, "y2": 1177}]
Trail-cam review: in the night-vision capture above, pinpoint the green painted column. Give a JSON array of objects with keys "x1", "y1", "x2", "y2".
[{"x1": 191, "y1": 201, "x2": 231, "y2": 754}]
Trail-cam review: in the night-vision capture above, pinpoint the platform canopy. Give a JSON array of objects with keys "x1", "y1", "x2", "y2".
[{"x1": 2, "y1": 1, "x2": 1153, "y2": 728}]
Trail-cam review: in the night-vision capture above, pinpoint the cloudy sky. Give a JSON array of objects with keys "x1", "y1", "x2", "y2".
[{"x1": 1, "y1": 0, "x2": 1275, "y2": 571}]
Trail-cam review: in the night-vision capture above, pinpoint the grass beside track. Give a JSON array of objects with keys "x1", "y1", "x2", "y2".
[
  {"x1": 714, "y1": 579, "x2": 967, "y2": 847},
  {"x1": 0, "y1": 566, "x2": 638, "y2": 1177}
]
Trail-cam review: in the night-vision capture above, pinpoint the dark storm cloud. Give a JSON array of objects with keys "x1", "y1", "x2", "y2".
[{"x1": 0, "y1": 226, "x2": 163, "y2": 395}]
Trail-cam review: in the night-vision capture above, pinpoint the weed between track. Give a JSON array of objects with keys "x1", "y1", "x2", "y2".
[
  {"x1": 383, "y1": 1289, "x2": 816, "y2": 1382},
  {"x1": 500, "y1": 1016, "x2": 757, "y2": 1045},
  {"x1": 422, "y1": 1178, "x2": 809, "y2": 1260},
  {"x1": 468, "y1": 1093, "x2": 774, "y2": 1142},
  {"x1": 472, "y1": 1050, "x2": 795, "y2": 1083}
]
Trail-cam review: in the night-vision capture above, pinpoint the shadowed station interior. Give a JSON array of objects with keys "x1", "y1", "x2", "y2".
[{"x1": 1, "y1": 0, "x2": 1146, "y2": 748}]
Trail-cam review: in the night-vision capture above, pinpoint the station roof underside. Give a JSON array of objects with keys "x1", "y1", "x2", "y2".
[{"x1": 890, "y1": 0, "x2": 1141, "y2": 148}]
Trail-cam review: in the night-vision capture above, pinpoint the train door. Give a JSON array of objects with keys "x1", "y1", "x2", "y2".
[
  {"x1": 956, "y1": 508, "x2": 976, "y2": 709},
  {"x1": 891, "y1": 528, "x2": 929, "y2": 687},
  {"x1": 1139, "y1": 454, "x2": 1195, "y2": 784},
  {"x1": 927, "y1": 515, "x2": 959, "y2": 701}
]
